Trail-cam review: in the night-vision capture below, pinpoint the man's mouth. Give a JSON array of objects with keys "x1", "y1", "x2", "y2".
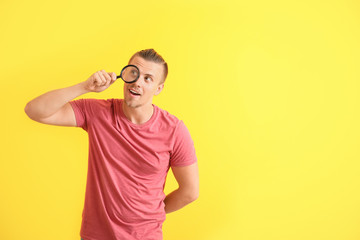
[{"x1": 129, "y1": 89, "x2": 141, "y2": 97}]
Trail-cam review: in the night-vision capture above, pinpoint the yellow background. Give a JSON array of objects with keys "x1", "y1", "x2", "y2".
[{"x1": 1, "y1": 0, "x2": 360, "y2": 239}]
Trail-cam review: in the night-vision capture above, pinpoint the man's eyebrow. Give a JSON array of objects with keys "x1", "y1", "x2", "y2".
[
  {"x1": 131, "y1": 63, "x2": 155, "y2": 77},
  {"x1": 144, "y1": 73, "x2": 154, "y2": 77}
]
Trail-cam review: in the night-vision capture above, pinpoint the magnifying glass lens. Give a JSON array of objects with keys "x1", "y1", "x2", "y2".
[{"x1": 121, "y1": 66, "x2": 139, "y2": 83}]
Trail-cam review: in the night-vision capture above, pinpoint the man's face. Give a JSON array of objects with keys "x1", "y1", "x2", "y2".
[{"x1": 123, "y1": 56, "x2": 164, "y2": 109}]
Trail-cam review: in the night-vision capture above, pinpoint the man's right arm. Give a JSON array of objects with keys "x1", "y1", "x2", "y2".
[
  {"x1": 24, "y1": 82, "x2": 89, "y2": 127},
  {"x1": 24, "y1": 70, "x2": 117, "y2": 127}
]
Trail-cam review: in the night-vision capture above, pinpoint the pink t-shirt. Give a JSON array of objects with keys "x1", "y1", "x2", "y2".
[{"x1": 69, "y1": 98, "x2": 197, "y2": 240}]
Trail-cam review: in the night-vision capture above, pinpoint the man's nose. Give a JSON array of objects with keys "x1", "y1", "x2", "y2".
[
  {"x1": 130, "y1": 75, "x2": 144, "y2": 88},
  {"x1": 135, "y1": 75, "x2": 146, "y2": 85}
]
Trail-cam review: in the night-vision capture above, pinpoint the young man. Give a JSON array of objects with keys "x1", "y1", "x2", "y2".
[{"x1": 24, "y1": 49, "x2": 199, "y2": 240}]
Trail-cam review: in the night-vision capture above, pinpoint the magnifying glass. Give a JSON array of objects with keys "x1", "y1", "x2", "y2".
[{"x1": 116, "y1": 65, "x2": 140, "y2": 84}]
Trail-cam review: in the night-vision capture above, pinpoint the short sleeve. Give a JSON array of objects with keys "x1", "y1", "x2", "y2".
[
  {"x1": 69, "y1": 98, "x2": 93, "y2": 131},
  {"x1": 170, "y1": 120, "x2": 198, "y2": 167}
]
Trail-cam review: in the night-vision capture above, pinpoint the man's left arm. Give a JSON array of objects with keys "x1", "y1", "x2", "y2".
[{"x1": 164, "y1": 162, "x2": 199, "y2": 214}]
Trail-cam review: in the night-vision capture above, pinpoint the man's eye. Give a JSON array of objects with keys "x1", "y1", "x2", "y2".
[{"x1": 145, "y1": 77, "x2": 152, "y2": 81}]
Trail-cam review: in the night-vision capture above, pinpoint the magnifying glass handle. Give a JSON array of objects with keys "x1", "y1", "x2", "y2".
[{"x1": 116, "y1": 75, "x2": 121, "y2": 79}]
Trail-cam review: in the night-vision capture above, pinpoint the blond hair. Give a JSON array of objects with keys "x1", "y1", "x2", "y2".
[{"x1": 128, "y1": 48, "x2": 168, "y2": 84}]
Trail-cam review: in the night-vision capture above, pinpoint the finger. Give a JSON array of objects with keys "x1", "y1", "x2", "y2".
[
  {"x1": 101, "y1": 69, "x2": 111, "y2": 82},
  {"x1": 102, "y1": 70, "x2": 112, "y2": 86},
  {"x1": 94, "y1": 72, "x2": 102, "y2": 86},
  {"x1": 98, "y1": 70, "x2": 106, "y2": 85},
  {"x1": 109, "y1": 72, "x2": 117, "y2": 84},
  {"x1": 110, "y1": 72, "x2": 117, "y2": 81}
]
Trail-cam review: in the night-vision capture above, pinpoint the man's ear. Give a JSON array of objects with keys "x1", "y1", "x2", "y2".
[{"x1": 154, "y1": 83, "x2": 164, "y2": 96}]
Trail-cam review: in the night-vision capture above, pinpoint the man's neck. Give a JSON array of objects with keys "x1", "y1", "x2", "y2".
[{"x1": 122, "y1": 101, "x2": 154, "y2": 125}]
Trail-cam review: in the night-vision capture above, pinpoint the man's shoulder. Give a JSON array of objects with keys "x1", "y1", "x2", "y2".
[
  {"x1": 72, "y1": 98, "x2": 115, "y2": 114},
  {"x1": 154, "y1": 104, "x2": 182, "y2": 129},
  {"x1": 88, "y1": 98, "x2": 119, "y2": 108},
  {"x1": 73, "y1": 97, "x2": 114, "y2": 105}
]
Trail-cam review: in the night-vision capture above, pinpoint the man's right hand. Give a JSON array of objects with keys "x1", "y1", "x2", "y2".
[
  {"x1": 82, "y1": 70, "x2": 117, "y2": 93},
  {"x1": 25, "y1": 69, "x2": 117, "y2": 126}
]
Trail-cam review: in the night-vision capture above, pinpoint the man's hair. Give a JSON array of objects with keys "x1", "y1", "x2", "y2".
[{"x1": 128, "y1": 48, "x2": 168, "y2": 84}]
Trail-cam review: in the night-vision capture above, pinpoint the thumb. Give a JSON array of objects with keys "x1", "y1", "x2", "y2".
[
  {"x1": 109, "y1": 72, "x2": 117, "y2": 81},
  {"x1": 111, "y1": 72, "x2": 117, "y2": 81}
]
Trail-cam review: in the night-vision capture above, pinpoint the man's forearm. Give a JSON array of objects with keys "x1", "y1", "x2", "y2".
[
  {"x1": 164, "y1": 188, "x2": 197, "y2": 214},
  {"x1": 25, "y1": 82, "x2": 89, "y2": 120}
]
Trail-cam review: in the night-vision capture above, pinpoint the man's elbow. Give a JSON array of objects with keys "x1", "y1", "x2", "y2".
[
  {"x1": 190, "y1": 194, "x2": 199, "y2": 203},
  {"x1": 187, "y1": 190, "x2": 199, "y2": 203}
]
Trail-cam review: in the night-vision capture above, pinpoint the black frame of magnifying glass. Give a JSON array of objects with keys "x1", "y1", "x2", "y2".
[{"x1": 116, "y1": 65, "x2": 140, "y2": 84}]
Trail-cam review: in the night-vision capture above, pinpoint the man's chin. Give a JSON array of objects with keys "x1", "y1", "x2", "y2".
[{"x1": 124, "y1": 98, "x2": 142, "y2": 108}]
